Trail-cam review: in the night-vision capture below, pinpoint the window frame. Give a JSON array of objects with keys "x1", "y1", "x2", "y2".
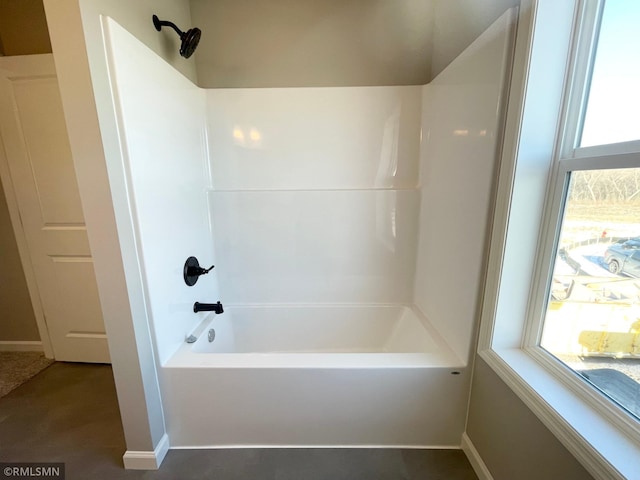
[
  {"x1": 477, "y1": 1, "x2": 640, "y2": 478},
  {"x1": 526, "y1": 0, "x2": 640, "y2": 436}
]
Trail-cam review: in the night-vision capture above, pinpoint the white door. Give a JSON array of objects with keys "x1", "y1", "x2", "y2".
[{"x1": 0, "y1": 55, "x2": 109, "y2": 363}]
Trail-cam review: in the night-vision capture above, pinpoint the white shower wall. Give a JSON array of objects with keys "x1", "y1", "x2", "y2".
[
  {"x1": 414, "y1": 8, "x2": 517, "y2": 362},
  {"x1": 206, "y1": 8, "x2": 516, "y2": 363},
  {"x1": 102, "y1": 6, "x2": 515, "y2": 367},
  {"x1": 103, "y1": 18, "x2": 219, "y2": 365},
  {"x1": 206, "y1": 87, "x2": 422, "y2": 190},
  {"x1": 206, "y1": 87, "x2": 423, "y2": 305},
  {"x1": 209, "y1": 190, "x2": 419, "y2": 304}
]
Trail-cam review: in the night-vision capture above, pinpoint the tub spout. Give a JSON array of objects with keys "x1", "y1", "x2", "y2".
[{"x1": 193, "y1": 301, "x2": 224, "y2": 314}]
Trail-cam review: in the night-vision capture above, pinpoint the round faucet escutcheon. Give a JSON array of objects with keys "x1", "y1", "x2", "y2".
[{"x1": 183, "y1": 256, "x2": 214, "y2": 286}]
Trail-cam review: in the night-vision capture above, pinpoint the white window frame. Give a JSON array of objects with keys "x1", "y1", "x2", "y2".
[{"x1": 477, "y1": 1, "x2": 640, "y2": 479}]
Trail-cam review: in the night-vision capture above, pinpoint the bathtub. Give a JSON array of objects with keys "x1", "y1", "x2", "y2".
[{"x1": 162, "y1": 305, "x2": 469, "y2": 448}]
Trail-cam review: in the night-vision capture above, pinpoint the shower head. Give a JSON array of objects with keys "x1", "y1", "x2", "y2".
[{"x1": 152, "y1": 15, "x2": 201, "y2": 59}]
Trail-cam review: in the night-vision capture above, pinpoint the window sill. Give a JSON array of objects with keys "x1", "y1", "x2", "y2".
[{"x1": 479, "y1": 347, "x2": 640, "y2": 480}]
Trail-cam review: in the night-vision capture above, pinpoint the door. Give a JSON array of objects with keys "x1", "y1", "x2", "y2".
[{"x1": 0, "y1": 55, "x2": 109, "y2": 363}]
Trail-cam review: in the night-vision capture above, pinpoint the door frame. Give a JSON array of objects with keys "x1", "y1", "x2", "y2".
[{"x1": 0, "y1": 54, "x2": 59, "y2": 358}]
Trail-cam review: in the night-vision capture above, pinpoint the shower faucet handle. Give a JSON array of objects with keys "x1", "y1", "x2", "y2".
[
  {"x1": 183, "y1": 256, "x2": 214, "y2": 286},
  {"x1": 188, "y1": 264, "x2": 214, "y2": 276}
]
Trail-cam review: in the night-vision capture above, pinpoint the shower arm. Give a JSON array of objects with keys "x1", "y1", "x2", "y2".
[{"x1": 153, "y1": 16, "x2": 185, "y2": 38}]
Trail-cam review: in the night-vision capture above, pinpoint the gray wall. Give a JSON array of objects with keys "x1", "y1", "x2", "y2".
[
  {"x1": 0, "y1": 0, "x2": 43, "y2": 342},
  {"x1": 191, "y1": 0, "x2": 521, "y2": 88},
  {"x1": 467, "y1": 358, "x2": 594, "y2": 479},
  {"x1": 0, "y1": 182, "x2": 39, "y2": 341},
  {"x1": 0, "y1": 0, "x2": 524, "y2": 87},
  {"x1": 191, "y1": 0, "x2": 434, "y2": 87},
  {"x1": 432, "y1": 0, "x2": 520, "y2": 77},
  {"x1": 0, "y1": 0, "x2": 52, "y2": 56}
]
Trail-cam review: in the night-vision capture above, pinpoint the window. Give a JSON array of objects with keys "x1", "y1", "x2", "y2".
[
  {"x1": 540, "y1": 169, "x2": 640, "y2": 420},
  {"x1": 579, "y1": 0, "x2": 640, "y2": 147},
  {"x1": 535, "y1": 0, "x2": 640, "y2": 422},
  {"x1": 478, "y1": 1, "x2": 640, "y2": 478}
]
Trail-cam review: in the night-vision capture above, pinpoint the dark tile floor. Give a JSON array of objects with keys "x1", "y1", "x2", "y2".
[{"x1": 0, "y1": 363, "x2": 478, "y2": 480}]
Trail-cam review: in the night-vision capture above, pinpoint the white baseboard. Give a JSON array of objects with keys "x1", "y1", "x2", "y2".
[
  {"x1": 461, "y1": 432, "x2": 494, "y2": 480},
  {"x1": 123, "y1": 433, "x2": 170, "y2": 470},
  {"x1": 0, "y1": 341, "x2": 44, "y2": 352},
  {"x1": 171, "y1": 444, "x2": 458, "y2": 449}
]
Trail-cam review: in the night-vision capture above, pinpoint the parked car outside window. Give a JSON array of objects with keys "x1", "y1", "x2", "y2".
[{"x1": 604, "y1": 237, "x2": 640, "y2": 277}]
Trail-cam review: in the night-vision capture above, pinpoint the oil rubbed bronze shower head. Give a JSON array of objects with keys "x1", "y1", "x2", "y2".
[{"x1": 152, "y1": 14, "x2": 201, "y2": 59}]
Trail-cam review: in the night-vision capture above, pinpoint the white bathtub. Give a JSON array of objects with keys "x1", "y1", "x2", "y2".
[{"x1": 162, "y1": 305, "x2": 469, "y2": 448}]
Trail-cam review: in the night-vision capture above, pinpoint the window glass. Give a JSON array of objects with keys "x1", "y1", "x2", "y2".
[
  {"x1": 541, "y1": 167, "x2": 640, "y2": 419},
  {"x1": 579, "y1": 0, "x2": 640, "y2": 147}
]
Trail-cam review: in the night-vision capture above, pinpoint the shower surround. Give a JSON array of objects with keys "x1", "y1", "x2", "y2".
[{"x1": 99, "y1": 8, "x2": 516, "y2": 449}]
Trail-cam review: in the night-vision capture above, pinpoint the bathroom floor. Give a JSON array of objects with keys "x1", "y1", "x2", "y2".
[
  {"x1": 0, "y1": 362, "x2": 478, "y2": 480},
  {"x1": 0, "y1": 351, "x2": 53, "y2": 397}
]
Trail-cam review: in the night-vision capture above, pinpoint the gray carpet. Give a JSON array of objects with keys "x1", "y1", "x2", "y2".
[{"x1": 0, "y1": 351, "x2": 54, "y2": 397}]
